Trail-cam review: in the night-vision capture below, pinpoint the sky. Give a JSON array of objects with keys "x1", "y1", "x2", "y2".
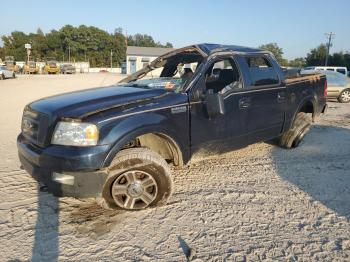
[{"x1": 0, "y1": 0, "x2": 349, "y2": 60}]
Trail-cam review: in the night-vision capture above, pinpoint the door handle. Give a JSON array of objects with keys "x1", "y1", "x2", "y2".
[
  {"x1": 277, "y1": 92, "x2": 286, "y2": 103},
  {"x1": 239, "y1": 98, "x2": 251, "y2": 110}
]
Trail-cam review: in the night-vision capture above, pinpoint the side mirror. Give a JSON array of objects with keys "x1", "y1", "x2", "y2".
[{"x1": 205, "y1": 90, "x2": 225, "y2": 118}]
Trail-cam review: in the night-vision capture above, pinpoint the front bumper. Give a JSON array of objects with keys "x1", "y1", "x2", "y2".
[
  {"x1": 47, "y1": 68, "x2": 59, "y2": 73},
  {"x1": 17, "y1": 134, "x2": 109, "y2": 197},
  {"x1": 63, "y1": 70, "x2": 76, "y2": 74}
]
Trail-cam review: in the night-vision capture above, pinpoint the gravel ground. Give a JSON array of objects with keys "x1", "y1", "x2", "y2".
[{"x1": 0, "y1": 74, "x2": 349, "y2": 261}]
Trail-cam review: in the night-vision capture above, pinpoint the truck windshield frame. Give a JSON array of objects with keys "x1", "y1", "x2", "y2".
[{"x1": 119, "y1": 46, "x2": 206, "y2": 92}]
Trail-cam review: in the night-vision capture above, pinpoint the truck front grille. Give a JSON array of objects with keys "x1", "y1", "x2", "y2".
[{"x1": 21, "y1": 107, "x2": 49, "y2": 147}]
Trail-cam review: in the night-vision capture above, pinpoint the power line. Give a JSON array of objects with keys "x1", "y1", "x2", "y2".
[{"x1": 325, "y1": 32, "x2": 335, "y2": 66}]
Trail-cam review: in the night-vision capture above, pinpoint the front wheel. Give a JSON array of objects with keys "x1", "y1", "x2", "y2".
[
  {"x1": 98, "y1": 148, "x2": 173, "y2": 210},
  {"x1": 278, "y1": 112, "x2": 312, "y2": 149},
  {"x1": 338, "y1": 89, "x2": 350, "y2": 103}
]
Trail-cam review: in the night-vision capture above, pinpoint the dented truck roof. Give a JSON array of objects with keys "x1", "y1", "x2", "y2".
[
  {"x1": 160, "y1": 43, "x2": 265, "y2": 58},
  {"x1": 195, "y1": 43, "x2": 264, "y2": 55}
]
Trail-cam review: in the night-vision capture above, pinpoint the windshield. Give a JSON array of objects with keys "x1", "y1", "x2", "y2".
[{"x1": 119, "y1": 47, "x2": 205, "y2": 92}]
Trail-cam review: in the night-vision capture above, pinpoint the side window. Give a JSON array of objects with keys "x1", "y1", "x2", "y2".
[
  {"x1": 336, "y1": 68, "x2": 346, "y2": 75},
  {"x1": 245, "y1": 56, "x2": 279, "y2": 86},
  {"x1": 205, "y1": 58, "x2": 241, "y2": 94}
]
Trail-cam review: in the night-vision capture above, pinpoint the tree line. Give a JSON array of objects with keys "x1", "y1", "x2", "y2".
[
  {"x1": 1, "y1": 25, "x2": 349, "y2": 69},
  {"x1": 259, "y1": 43, "x2": 350, "y2": 69},
  {"x1": 0, "y1": 25, "x2": 173, "y2": 67}
]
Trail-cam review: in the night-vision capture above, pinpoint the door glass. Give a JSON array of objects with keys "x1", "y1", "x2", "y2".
[
  {"x1": 205, "y1": 58, "x2": 241, "y2": 94},
  {"x1": 245, "y1": 56, "x2": 279, "y2": 86}
]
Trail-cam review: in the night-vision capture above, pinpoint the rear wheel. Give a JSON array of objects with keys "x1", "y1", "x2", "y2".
[
  {"x1": 98, "y1": 148, "x2": 173, "y2": 210},
  {"x1": 338, "y1": 89, "x2": 350, "y2": 103},
  {"x1": 279, "y1": 112, "x2": 312, "y2": 149}
]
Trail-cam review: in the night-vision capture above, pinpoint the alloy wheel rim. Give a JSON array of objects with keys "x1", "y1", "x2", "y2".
[
  {"x1": 341, "y1": 90, "x2": 350, "y2": 102},
  {"x1": 111, "y1": 170, "x2": 158, "y2": 210}
]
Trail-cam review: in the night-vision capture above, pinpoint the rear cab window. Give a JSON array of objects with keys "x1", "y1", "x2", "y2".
[{"x1": 244, "y1": 56, "x2": 280, "y2": 87}]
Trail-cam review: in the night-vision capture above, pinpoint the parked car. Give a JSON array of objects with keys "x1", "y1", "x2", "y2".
[
  {"x1": 42, "y1": 59, "x2": 60, "y2": 74},
  {"x1": 302, "y1": 70, "x2": 350, "y2": 103},
  {"x1": 23, "y1": 61, "x2": 39, "y2": 74},
  {"x1": 4, "y1": 56, "x2": 20, "y2": 73},
  {"x1": 0, "y1": 65, "x2": 15, "y2": 79},
  {"x1": 17, "y1": 43, "x2": 327, "y2": 210},
  {"x1": 60, "y1": 64, "x2": 76, "y2": 74},
  {"x1": 304, "y1": 66, "x2": 348, "y2": 76}
]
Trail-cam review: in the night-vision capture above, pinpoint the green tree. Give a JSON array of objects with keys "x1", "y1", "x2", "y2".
[
  {"x1": 127, "y1": 33, "x2": 172, "y2": 48},
  {"x1": 259, "y1": 43, "x2": 287, "y2": 66},
  {"x1": 329, "y1": 52, "x2": 346, "y2": 67},
  {"x1": 1, "y1": 26, "x2": 173, "y2": 67},
  {"x1": 343, "y1": 53, "x2": 350, "y2": 69},
  {"x1": 305, "y1": 44, "x2": 327, "y2": 66},
  {"x1": 0, "y1": 46, "x2": 4, "y2": 60},
  {"x1": 288, "y1": 57, "x2": 306, "y2": 68},
  {"x1": 1, "y1": 31, "x2": 29, "y2": 60}
]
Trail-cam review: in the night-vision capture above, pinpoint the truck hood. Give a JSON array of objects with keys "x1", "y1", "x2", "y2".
[{"x1": 29, "y1": 85, "x2": 167, "y2": 119}]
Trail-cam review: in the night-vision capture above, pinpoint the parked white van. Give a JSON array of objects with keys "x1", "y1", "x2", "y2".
[{"x1": 304, "y1": 66, "x2": 348, "y2": 76}]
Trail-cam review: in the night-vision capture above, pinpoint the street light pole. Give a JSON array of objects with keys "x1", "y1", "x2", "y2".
[
  {"x1": 325, "y1": 32, "x2": 335, "y2": 66},
  {"x1": 24, "y1": 43, "x2": 31, "y2": 64}
]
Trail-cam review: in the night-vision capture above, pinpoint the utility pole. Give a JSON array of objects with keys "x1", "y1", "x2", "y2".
[
  {"x1": 110, "y1": 49, "x2": 113, "y2": 70},
  {"x1": 325, "y1": 32, "x2": 335, "y2": 66},
  {"x1": 68, "y1": 45, "x2": 71, "y2": 62}
]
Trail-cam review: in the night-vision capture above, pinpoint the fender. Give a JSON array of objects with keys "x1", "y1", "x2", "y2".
[
  {"x1": 100, "y1": 112, "x2": 190, "y2": 168},
  {"x1": 287, "y1": 94, "x2": 316, "y2": 131}
]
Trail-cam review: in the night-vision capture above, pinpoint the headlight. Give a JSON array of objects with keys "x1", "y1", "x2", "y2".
[{"x1": 51, "y1": 121, "x2": 99, "y2": 146}]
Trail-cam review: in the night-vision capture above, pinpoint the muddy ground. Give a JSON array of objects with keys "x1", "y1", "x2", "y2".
[{"x1": 0, "y1": 74, "x2": 349, "y2": 261}]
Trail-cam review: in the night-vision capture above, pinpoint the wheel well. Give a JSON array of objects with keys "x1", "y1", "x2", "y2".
[
  {"x1": 299, "y1": 100, "x2": 314, "y2": 119},
  {"x1": 121, "y1": 133, "x2": 184, "y2": 166}
]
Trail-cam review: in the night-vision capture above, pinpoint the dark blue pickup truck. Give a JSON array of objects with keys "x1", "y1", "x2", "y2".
[{"x1": 17, "y1": 44, "x2": 327, "y2": 210}]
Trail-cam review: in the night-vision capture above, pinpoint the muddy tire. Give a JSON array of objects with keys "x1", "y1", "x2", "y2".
[
  {"x1": 98, "y1": 148, "x2": 173, "y2": 210},
  {"x1": 279, "y1": 112, "x2": 312, "y2": 149},
  {"x1": 338, "y1": 89, "x2": 350, "y2": 103}
]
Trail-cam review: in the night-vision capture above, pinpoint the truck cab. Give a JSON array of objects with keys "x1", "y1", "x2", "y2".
[{"x1": 17, "y1": 44, "x2": 327, "y2": 210}]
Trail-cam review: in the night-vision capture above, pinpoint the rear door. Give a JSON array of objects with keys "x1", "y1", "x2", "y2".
[{"x1": 235, "y1": 55, "x2": 286, "y2": 143}]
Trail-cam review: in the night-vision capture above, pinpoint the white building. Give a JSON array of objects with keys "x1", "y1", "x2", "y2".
[{"x1": 126, "y1": 46, "x2": 174, "y2": 75}]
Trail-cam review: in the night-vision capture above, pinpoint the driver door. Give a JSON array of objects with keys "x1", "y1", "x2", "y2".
[{"x1": 189, "y1": 56, "x2": 248, "y2": 155}]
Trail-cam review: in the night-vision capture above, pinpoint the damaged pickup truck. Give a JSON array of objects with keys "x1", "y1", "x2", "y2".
[{"x1": 17, "y1": 44, "x2": 327, "y2": 210}]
